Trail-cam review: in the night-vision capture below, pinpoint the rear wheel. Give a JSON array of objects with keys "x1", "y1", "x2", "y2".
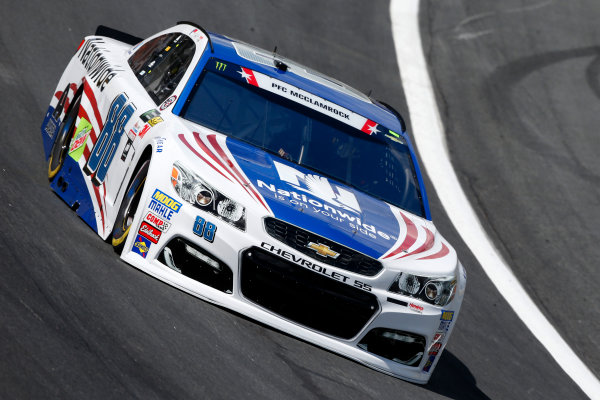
[
  {"x1": 111, "y1": 160, "x2": 150, "y2": 252},
  {"x1": 48, "y1": 88, "x2": 82, "y2": 180}
]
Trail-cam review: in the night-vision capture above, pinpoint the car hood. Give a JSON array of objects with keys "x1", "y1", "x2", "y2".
[{"x1": 178, "y1": 129, "x2": 436, "y2": 260}]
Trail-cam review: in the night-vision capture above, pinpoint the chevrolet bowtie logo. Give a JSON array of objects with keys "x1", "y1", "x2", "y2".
[{"x1": 307, "y1": 242, "x2": 340, "y2": 259}]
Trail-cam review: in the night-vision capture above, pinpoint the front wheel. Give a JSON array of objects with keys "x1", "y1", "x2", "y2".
[
  {"x1": 48, "y1": 89, "x2": 82, "y2": 180},
  {"x1": 111, "y1": 160, "x2": 150, "y2": 252}
]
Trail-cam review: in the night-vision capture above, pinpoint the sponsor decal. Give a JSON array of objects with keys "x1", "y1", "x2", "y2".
[
  {"x1": 159, "y1": 95, "x2": 177, "y2": 111},
  {"x1": 208, "y1": 59, "x2": 393, "y2": 135},
  {"x1": 121, "y1": 120, "x2": 138, "y2": 162},
  {"x1": 423, "y1": 313, "x2": 455, "y2": 373},
  {"x1": 215, "y1": 61, "x2": 227, "y2": 71},
  {"x1": 132, "y1": 234, "x2": 151, "y2": 258},
  {"x1": 148, "y1": 116, "x2": 163, "y2": 127},
  {"x1": 441, "y1": 310, "x2": 454, "y2": 321},
  {"x1": 138, "y1": 221, "x2": 161, "y2": 244},
  {"x1": 260, "y1": 242, "x2": 372, "y2": 292},
  {"x1": 139, "y1": 124, "x2": 151, "y2": 138},
  {"x1": 155, "y1": 137, "x2": 165, "y2": 153},
  {"x1": 140, "y1": 109, "x2": 163, "y2": 126},
  {"x1": 193, "y1": 216, "x2": 217, "y2": 243},
  {"x1": 144, "y1": 211, "x2": 171, "y2": 232},
  {"x1": 422, "y1": 355, "x2": 436, "y2": 373},
  {"x1": 152, "y1": 189, "x2": 181, "y2": 214},
  {"x1": 44, "y1": 116, "x2": 58, "y2": 138},
  {"x1": 190, "y1": 28, "x2": 204, "y2": 42},
  {"x1": 254, "y1": 161, "x2": 398, "y2": 243},
  {"x1": 68, "y1": 117, "x2": 92, "y2": 161},
  {"x1": 84, "y1": 93, "x2": 136, "y2": 185},
  {"x1": 129, "y1": 121, "x2": 151, "y2": 139},
  {"x1": 148, "y1": 199, "x2": 176, "y2": 221},
  {"x1": 408, "y1": 302, "x2": 423, "y2": 314},
  {"x1": 385, "y1": 130, "x2": 406, "y2": 144},
  {"x1": 77, "y1": 38, "x2": 121, "y2": 91},
  {"x1": 267, "y1": 80, "x2": 350, "y2": 120},
  {"x1": 438, "y1": 320, "x2": 452, "y2": 332},
  {"x1": 273, "y1": 160, "x2": 361, "y2": 214},
  {"x1": 428, "y1": 342, "x2": 442, "y2": 356},
  {"x1": 307, "y1": 242, "x2": 339, "y2": 259}
]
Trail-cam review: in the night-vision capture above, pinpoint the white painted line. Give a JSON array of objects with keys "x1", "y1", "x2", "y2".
[{"x1": 390, "y1": 1, "x2": 600, "y2": 399}]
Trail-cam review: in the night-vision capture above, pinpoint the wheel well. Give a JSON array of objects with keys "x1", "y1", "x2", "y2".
[
  {"x1": 105, "y1": 145, "x2": 153, "y2": 243},
  {"x1": 65, "y1": 84, "x2": 84, "y2": 118},
  {"x1": 124, "y1": 145, "x2": 153, "y2": 203}
]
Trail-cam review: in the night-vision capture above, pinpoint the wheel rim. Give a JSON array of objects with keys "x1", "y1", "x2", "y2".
[
  {"x1": 112, "y1": 161, "x2": 149, "y2": 248},
  {"x1": 48, "y1": 94, "x2": 81, "y2": 179}
]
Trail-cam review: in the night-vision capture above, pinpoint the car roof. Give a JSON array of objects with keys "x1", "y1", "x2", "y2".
[{"x1": 206, "y1": 32, "x2": 405, "y2": 134}]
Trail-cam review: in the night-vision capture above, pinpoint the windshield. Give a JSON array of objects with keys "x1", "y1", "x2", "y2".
[{"x1": 181, "y1": 59, "x2": 424, "y2": 217}]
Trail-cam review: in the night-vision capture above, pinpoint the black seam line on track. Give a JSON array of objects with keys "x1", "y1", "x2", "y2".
[{"x1": 486, "y1": 46, "x2": 600, "y2": 186}]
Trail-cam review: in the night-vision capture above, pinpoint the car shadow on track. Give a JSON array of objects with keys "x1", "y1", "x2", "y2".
[{"x1": 425, "y1": 350, "x2": 490, "y2": 400}]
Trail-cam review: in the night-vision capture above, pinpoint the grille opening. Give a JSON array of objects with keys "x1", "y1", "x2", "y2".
[
  {"x1": 240, "y1": 247, "x2": 379, "y2": 339},
  {"x1": 358, "y1": 328, "x2": 425, "y2": 366},
  {"x1": 264, "y1": 217, "x2": 383, "y2": 276},
  {"x1": 158, "y1": 237, "x2": 233, "y2": 293}
]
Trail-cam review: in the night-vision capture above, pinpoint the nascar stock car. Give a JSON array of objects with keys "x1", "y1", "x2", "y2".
[{"x1": 40, "y1": 22, "x2": 466, "y2": 383}]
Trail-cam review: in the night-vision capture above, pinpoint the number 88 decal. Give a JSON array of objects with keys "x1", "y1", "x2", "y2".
[{"x1": 193, "y1": 216, "x2": 217, "y2": 242}]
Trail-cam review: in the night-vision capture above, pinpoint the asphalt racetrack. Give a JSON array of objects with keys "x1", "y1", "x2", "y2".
[{"x1": 1, "y1": 1, "x2": 598, "y2": 399}]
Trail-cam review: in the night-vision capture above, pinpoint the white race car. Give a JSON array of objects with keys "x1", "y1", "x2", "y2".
[{"x1": 41, "y1": 22, "x2": 466, "y2": 383}]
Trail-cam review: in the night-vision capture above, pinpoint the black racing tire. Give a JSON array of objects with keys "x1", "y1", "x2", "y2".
[
  {"x1": 111, "y1": 159, "x2": 150, "y2": 253},
  {"x1": 48, "y1": 88, "x2": 82, "y2": 180}
]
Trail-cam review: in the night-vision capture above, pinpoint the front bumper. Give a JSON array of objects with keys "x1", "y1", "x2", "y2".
[{"x1": 120, "y1": 155, "x2": 466, "y2": 384}]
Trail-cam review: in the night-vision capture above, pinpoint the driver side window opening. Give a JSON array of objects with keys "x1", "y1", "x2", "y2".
[{"x1": 128, "y1": 33, "x2": 196, "y2": 105}]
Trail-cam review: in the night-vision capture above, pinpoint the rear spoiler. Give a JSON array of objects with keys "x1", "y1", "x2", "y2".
[{"x1": 95, "y1": 25, "x2": 142, "y2": 46}]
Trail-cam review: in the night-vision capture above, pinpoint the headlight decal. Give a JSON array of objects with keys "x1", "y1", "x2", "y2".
[
  {"x1": 389, "y1": 272, "x2": 456, "y2": 306},
  {"x1": 178, "y1": 132, "x2": 271, "y2": 214},
  {"x1": 171, "y1": 161, "x2": 246, "y2": 231}
]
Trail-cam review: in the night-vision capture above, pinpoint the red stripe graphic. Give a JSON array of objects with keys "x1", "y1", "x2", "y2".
[
  {"x1": 207, "y1": 135, "x2": 270, "y2": 212},
  {"x1": 400, "y1": 227, "x2": 435, "y2": 258},
  {"x1": 83, "y1": 79, "x2": 104, "y2": 132},
  {"x1": 384, "y1": 211, "x2": 418, "y2": 259},
  {"x1": 178, "y1": 134, "x2": 231, "y2": 182},
  {"x1": 192, "y1": 132, "x2": 233, "y2": 181},
  {"x1": 418, "y1": 243, "x2": 449, "y2": 260}
]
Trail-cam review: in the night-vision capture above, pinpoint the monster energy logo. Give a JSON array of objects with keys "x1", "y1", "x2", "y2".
[{"x1": 215, "y1": 61, "x2": 227, "y2": 71}]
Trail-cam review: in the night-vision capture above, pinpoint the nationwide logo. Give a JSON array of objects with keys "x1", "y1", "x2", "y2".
[
  {"x1": 273, "y1": 160, "x2": 361, "y2": 214},
  {"x1": 307, "y1": 242, "x2": 339, "y2": 259},
  {"x1": 77, "y1": 38, "x2": 121, "y2": 91}
]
